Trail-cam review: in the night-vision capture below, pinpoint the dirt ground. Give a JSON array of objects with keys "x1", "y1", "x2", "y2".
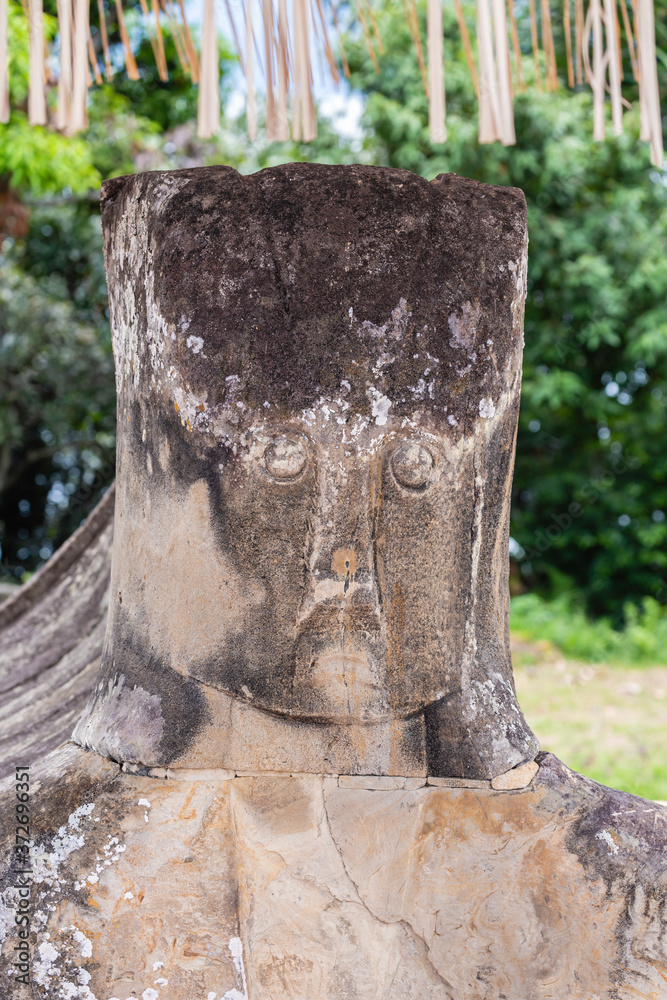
[{"x1": 512, "y1": 637, "x2": 667, "y2": 802}]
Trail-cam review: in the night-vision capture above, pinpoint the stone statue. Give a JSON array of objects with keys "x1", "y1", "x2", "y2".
[{"x1": 1, "y1": 164, "x2": 665, "y2": 1000}]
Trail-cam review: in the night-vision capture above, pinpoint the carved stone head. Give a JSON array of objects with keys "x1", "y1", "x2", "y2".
[{"x1": 74, "y1": 163, "x2": 538, "y2": 779}]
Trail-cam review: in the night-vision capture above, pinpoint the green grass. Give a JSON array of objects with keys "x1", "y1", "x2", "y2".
[
  {"x1": 512, "y1": 639, "x2": 667, "y2": 801},
  {"x1": 510, "y1": 592, "x2": 667, "y2": 665},
  {"x1": 509, "y1": 594, "x2": 667, "y2": 800}
]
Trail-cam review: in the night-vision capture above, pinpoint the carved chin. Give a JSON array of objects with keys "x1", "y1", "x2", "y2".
[{"x1": 292, "y1": 635, "x2": 390, "y2": 723}]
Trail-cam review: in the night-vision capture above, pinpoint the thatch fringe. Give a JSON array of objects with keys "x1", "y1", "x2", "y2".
[
  {"x1": 0, "y1": 0, "x2": 10, "y2": 123},
  {"x1": 292, "y1": 0, "x2": 316, "y2": 140},
  {"x1": 2, "y1": 0, "x2": 661, "y2": 167},
  {"x1": 636, "y1": 0, "x2": 663, "y2": 165},
  {"x1": 97, "y1": 0, "x2": 113, "y2": 80},
  {"x1": 56, "y1": 0, "x2": 72, "y2": 127},
  {"x1": 69, "y1": 0, "x2": 89, "y2": 129},
  {"x1": 197, "y1": 0, "x2": 218, "y2": 137},
  {"x1": 477, "y1": 0, "x2": 514, "y2": 144},
  {"x1": 28, "y1": 0, "x2": 47, "y2": 124},
  {"x1": 115, "y1": 0, "x2": 139, "y2": 79},
  {"x1": 427, "y1": 0, "x2": 445, "y2": 142},
  {"x1": 245, "y1": 0, "x2": 257, "y2": 139}
]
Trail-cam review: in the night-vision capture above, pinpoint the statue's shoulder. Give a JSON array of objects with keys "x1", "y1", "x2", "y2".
[
  {"x1": 320, "y1": 759, "x2": 667, "y2": 998},
  {"x1": 0, "y1": 748, "x2": 240, "y2": 997},
  {"x1": 534, "y1": 751, "x2": 667, "y2": 884},
  {"x1": 0, "y1": 743, "x2": 120, "y2": 856}
]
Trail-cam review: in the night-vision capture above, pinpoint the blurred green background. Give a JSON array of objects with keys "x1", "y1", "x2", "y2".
[{"x1": 1, "y1": 0, "x2": 666, "y2": 794}]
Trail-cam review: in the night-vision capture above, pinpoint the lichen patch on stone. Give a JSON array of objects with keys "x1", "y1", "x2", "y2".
[{"x1": 478, "y1": 397, "x2": 495, "y2": 419}]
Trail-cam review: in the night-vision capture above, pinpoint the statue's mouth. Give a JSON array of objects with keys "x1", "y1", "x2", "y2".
[
  {"x1": 290, "y1": 623, "x2": 389, "y2": 721},
  {"x1": 294, "y1": 602, "x2": 382, "y2": 636},
  {"x1": 292, "y1": 603, "x2": 385, "y2": 719},
  {"x1": 307, "y1": 649, "x2": 386, "y2": 720}
]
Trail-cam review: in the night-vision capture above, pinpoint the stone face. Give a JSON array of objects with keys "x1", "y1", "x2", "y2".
[
  {"x1": 1, "y1": 745, "x2": 667, "y2": 1000},
  {"x1": 74, "y1": 163, "x2": 537, "y2": 780}
]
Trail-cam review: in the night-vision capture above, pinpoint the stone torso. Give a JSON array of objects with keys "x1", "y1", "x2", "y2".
[{"x1": 2, "y1": 744, "x2": 666, "y2": 1000}]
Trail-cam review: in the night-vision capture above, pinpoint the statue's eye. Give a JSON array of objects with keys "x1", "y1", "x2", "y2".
[
  {"x1": 264, "y1": 436, "x2": 308, "y2": 480},
  {"x1": 390, "y1": 441, "x2": 435, "y2": 490}
]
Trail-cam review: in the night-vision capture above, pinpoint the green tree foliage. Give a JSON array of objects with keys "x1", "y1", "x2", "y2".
[
  {"x1": 0, "y1": 3, "x2": 101, "y2": 194},
  {"x1": 510, "y1": 591, "x2": 667, "y2": 664},
  {"x1": 0, "y1": 248, "x2": 115, "y2": 569}
]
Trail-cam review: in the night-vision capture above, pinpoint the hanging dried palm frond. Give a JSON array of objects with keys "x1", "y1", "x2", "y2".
[
  {"x1": 604, "y1": 0, "x2": 623, "y2": 133},
  {"x1": 115, "y1": 0, "x2": 139, "y2": 79},
  {"x1": 618, "y1": 0, "x2": 638, "y2": 80},
  {"x1": 575, "y1": 0, "x2": 584, "y2": 83},
  {"x1": 476, "y1": 0, "x2": 499, "y2": 141},
  {"x1": 507, "y1": 0, "x2": 524, "y2": 93},
  {"x1": 245, "y1": 0, "x2": 257, "y2": 140},
  {"x1": 97, "y1": 0, "x2": 113, "y2": 80},
  {"x1": 262, "y1": 0, "x2": 277, "y2": 136},
  {"x1": 276, "y1": 0, "x2": 290, "y2": 136},
  {"x1": 452, "y1": 0, "x2": 479, "y2": 96},
  {"x1": 358, "y1": 0, "x2": 380, "y2": 73},
  {"x1": 292, "y1": 0, "x2": 316, "y2": 140},
  {"x1": 330, "y1": 0, "x2": 350, "y2": 78},
  {"x1": 197, "y1": 0, "x2": 218, "y2": 137},
  {"x1": 151, "y1": 0, "x2": 168, "y2": 79},
  {"x1": 528, "y1": 0, "x2": 543, "y2": 90},
  {"x1": 363, "y1": 0, "x2": 384, "y2": 52},
  {"x1": 0, "y1": 0, "x2": 9, "y2": 123},
  {"x1": 476, "y1": 0, "x2": 514, "y2": 144},
  {"x1": 563, "y1": 0, "x2": 574, "y2": 88},
  {"x1": 3, "y1": 0, "x2": 663, "y2": 169},
  {"x1": 403, "y1": 0, "x2": 429, "y2": 93},
  {"x1": 70, "y1": 0, "x2": 89, "y2": 128},
  {"x1": 540, "y1": 0, "x2": 558, "y2": 90},
  {"x1": 159, "y1": 0, "x2": 185, "y2": 73},
  {"x1": 636, "y1": 0, "x2": 663, "y2": 165},
  {"x1": 582, "y1": 0, "x2": 600, "y2": 136},
  {"x1": 314, "y1": 0, "x2": 340, "y2": 83},
  {"x1": 493, "y1": 0, "x2": 514, "y2": 143},
  {"x1": 176, "y1": 0, "x2": 199, "y2": 80},
  {"x1": 427, "y1": 0, "x2": 445, "y2": 142},
  {"x1": 223, "y1": 0, "x2": 245, "y2": 73},
  {"x1": 56, "y1": 0, "x2": 72, "y2": 127},
  {"x1": 28, "y1": 0, "x2": 47, "y2": 124},
  {"x1": 138, "y1": 0, "x2": 162, "y2": 76},
  {"x1": 87, "y1": 21, "x2": 103, "y2": 83}
]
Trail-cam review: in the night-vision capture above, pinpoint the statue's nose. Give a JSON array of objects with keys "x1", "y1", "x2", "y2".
[
  {"x1": 330, "y1": 546, "x2": 359, "y2": 595},
  {"x1": 298, "y1": 462, "x2": 382, "y2": 621}
]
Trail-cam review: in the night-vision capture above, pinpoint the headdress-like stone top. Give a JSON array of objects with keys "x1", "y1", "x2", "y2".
[{"x1": 75, "y1": 163, "x2": 538, "y2": 779}]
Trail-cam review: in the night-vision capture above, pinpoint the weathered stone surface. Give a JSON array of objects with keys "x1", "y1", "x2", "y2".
[
  {"x1": 1, "y1": 746, "x2": 667, "y2": 999},
  {"x1": 0, "y1": 487, "x2": 113, "y2": 779},
  {"x1": 74, "y1": 163, "x2": 537, "y2": 780},
  {"x1": 491, "y1": 758, "x2": 539, "y2": 789}
]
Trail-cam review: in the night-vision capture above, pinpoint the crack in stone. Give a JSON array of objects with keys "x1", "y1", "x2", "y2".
[
  {"x1": 228, "y1": 782, "x2": 254, "y2": 1000},
  {"x1": 320, "y1": 780, "x2": 455, "y2": 997}
]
